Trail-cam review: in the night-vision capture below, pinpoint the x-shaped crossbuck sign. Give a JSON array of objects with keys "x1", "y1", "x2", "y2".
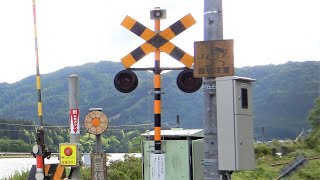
[{"x1": 120, "y1": 14, "x2": 196, "y2": 68}]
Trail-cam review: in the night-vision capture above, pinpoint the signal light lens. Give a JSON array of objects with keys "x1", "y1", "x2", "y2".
[
  {"x1": 92, "y1": 118, "x2": 100, "y2": 127},
  {"x1": 176, "y1": 69, "x2": 203, "y2": 93},
  {"x1": 114, "y1": 70, "x2": 138, "y2": 93}
]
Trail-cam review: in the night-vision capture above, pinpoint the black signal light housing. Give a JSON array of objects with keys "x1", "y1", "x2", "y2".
[
  {"x1": 114, "y1": 69, "x2": 138, "y2": 93},
  {"x1": 176, "y1": 68, "x2": 202, "y2": 93}
]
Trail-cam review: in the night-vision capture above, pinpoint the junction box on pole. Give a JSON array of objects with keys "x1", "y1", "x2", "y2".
[{"x1": 216, "y1": 76, "x2": 256, "y2": 171}]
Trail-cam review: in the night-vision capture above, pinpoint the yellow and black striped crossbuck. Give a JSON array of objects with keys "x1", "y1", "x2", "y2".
[{"x1": 121, "y1": 13, "x2": 196, "y2": 68}]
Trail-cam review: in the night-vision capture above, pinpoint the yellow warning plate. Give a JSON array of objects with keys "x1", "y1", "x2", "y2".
[{"x1": 59, "y1": 143, "x2": 78, "y2": 167}]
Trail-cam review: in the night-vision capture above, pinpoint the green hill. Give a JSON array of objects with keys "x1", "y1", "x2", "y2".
[{"x1": 0, "y1": 61, "x2": 318, "y2": 140}]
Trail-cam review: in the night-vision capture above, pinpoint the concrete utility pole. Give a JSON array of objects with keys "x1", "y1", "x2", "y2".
[
  {"x1": 203, "y1": 0, "x2": 223, "y2": 179},
  {"x1": 69, "y1": 74, "x2": 81, "y2": 179}
]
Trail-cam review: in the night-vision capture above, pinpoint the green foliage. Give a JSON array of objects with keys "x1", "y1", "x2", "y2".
[
  {"x1": 0, "y1": 138, "x2": 32, "y2": 152},
  {"x1": 233, "y1": 167, "x2": 278, "y2": 180},
  {"x1": 0, "y1": 118, "x2": 146, "y2": 153},
  {"x1": 304, "y1": 130, "x2": 320, "y2": 150},
  {"x1": 128, "y1": 135, "x2": 143, "y2": 153},
  {"x1": 235, "y1": 133, "x2": 320, "y2": 180},
  {"x1": 296, "y1": 160, "x2": 320, "y2": 179},
  {"x1": 107, "y1": 154, "x2": 142, "y2": 180},
  {"x1": 237, "y1": 61, "x2": 320, "y2": 139},
  {"x1": 255, "y1": 143, "x2": 273, "y2": 158},
  {"x1": 80, "y1": 167, "x2": 91, "y2": 180},
  {"x1": 303, "y1": 97, "x2": 320, "y2": 150},
  {"x1": 307, "y1": 97, "x2": 320, "y2": 129},
  {"x1": 2, "y1": 171, "x2": 29, "y2": 180},
  {"x1": 0, "y1": 61, "x2": 318, "y2": 139}
]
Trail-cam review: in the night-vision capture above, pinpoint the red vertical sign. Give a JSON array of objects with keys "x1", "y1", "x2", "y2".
[{"x1": 70, "y1": 109, "x2": 80, "y2": 134}]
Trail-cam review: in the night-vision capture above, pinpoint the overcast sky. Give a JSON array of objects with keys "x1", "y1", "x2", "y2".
[{"x1": 0, "y1": 0, "x2": 319, "y2": 83}]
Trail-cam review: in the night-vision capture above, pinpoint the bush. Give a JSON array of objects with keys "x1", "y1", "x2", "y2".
[
  {"x1": 108, "y1": 154, "x2": 142, "y2": 180},
  {"x1": 255, "y1": 143, "x2": 273, "y2": 158}
]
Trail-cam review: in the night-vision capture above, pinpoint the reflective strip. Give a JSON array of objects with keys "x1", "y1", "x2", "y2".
[
  {"x1": 154, "y1": 127, "x2": 161, "y2": 141},
  {"x1": 131, "y1": 46, "x2": 146, "y2": 61},
  {"x1": 180, "y1": 53, "x2": 194, "y2": 68},
  {"x1": 44, "y1": 164, "x2": 50, "y2": 175},
  {"x1": 160, "y1": 41, "x2": 175, "y2": 52},
  {"x1": 154, "y1": 114, "x2": 161, "y2": 126},
  {"x1": 155, "y1": 19, "x2": 160, "y2": 32},
  {"x1": 154, "y1": 100, "x2": 161, "y2": 114},
  {"x1": 154, "y1": 75, "x2": 161, "y2": 89},
  {"x1": 160, "y1": 42, "x2": 194, "y2": 68},
  {"x1": 38, "y1": 102, "x2": 42, "y2": 116},
  {"x1": 121, "y1": 16, "x2": 156, "y2": 41},
  {"x1": 121, "y1": 43, "x2": 155, "y2": 68},
  {"x1": 155, "y1": 49, "x2": 160, "y2": 60},
  {"x1": 53, "y1": 164, "x2": 65, "y2": 180},
  {"x1": 120, "y1": 14, "x2": 195, "y2": 68},
  {"x1": 160, "y1": 28, "x2": 175, "y2": 40},
  {"x1": 155, "y1": 141, "x2": 161, "y2": 150},
  {"x1": 36, "y1": 75, "x2": 41, "y2": 90},
  {"x1": 141, "y1": 28, "x2": 156, "y2": 40},
  {"x1": 141, "y1": 43, "x2": 156, "y2": 54},
  {"x1": 170, "y1": 46, "x2": 185, "y2": 61},
  {"x1": 36, "y1": 155, "x2": 43, "y2": 169},
  {"x1": 154, "y1": 93, "x2": 161, "y2": 101},
  {"x1": 180, "y1": 13, "x2": 196, "y2": 29},
  {"x1": 121, "y1": 16, "x2": 136, "y2": 31},
  {"x1": 169, "y1": 20, "x2": 185, "y2": 37},
  {"x1": 159, "y1": 13, "x2": 196, "y2": 40}
]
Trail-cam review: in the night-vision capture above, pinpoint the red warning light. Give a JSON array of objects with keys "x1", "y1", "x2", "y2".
[{"x1": 64, "y1": 147, "x2": 73, "y2": 156}]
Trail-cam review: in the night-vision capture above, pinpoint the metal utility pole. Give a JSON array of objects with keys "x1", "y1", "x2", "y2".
[
  {"x1": 69, "y1": 74, "x2": 81, "y2": 179},
  {"x1": 203, "y1": 0, "x2": 223, "y2": 179}
]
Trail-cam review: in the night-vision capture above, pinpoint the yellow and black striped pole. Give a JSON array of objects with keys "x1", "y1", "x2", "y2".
[
  {"x1": 32, "y1": 1, "x2": 46, "y2": 179},
  {"x1": 32, "y1": 0, "x2": 43, "y2": 127},
  {"x1": 154, "y1": 18, "x2": 162, "y2": 151},
  {"x1": 120, "y1": 8, "x2": 197, "y2": 152}
]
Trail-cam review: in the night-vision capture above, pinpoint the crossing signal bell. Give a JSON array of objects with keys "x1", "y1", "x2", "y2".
[
  {"x1": 177, "y1": 69, "x2": 203, "y2": 93},
  {"x1": 114, "y1": 69, "x2": 138, "y2": 93}
]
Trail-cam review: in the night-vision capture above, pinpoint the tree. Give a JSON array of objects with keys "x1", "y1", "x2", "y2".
[
  {"x1": 128, "y1": 136, "x2": 143, "y2": 153},
  {"x1": 307, "y1": 97, "x2": 320, "y2": 129},
  {"x1": 304, "y1": 97, "x2": 320, "y2": 149},
  {"x1": 80, "y1": 133, "x2": 95, "y2": 153},
  {"x1": 107, "y1": 154, "x2": 142, "y2": 180}
]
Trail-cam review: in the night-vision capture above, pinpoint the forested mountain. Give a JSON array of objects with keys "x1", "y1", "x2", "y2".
[{"x1": 0, "y1": 61, "x2": 318, "y2": 139}]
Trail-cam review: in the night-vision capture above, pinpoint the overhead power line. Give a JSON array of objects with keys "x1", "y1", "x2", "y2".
[{"x1": 0, "y1": 122, "x2": 154, "y2": 130}]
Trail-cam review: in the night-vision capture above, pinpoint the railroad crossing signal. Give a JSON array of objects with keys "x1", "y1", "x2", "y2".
[
  {"x1": 114, "y1": 10, "x2": 202, "y2": 94},
  {"x1": 114, "y1": 8, "x2": 203, "y2": 178},
  {"x1": 120, "y1": 13, "x2": 196, "y2": 68}
]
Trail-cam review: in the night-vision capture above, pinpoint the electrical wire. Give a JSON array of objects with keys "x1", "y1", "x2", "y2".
[{"x1": 0, "y1": 122, "x2": 154, "y2": 130}]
